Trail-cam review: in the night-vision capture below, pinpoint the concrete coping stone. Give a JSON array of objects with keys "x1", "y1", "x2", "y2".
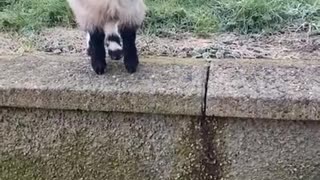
[
  {"x1": 206, "y1": 59, "x2": 320, "y2": 121},
  {"x1": 0, "y1": 54, "x2": 319, "y2": 120},
  {"x1": 0, "y1": 54, "x2": 208, "y2": 116}
]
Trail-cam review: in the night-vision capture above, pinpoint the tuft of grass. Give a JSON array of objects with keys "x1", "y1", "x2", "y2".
[{"x1": 0, "y1": 0, "x2": 320, "y2": 35}]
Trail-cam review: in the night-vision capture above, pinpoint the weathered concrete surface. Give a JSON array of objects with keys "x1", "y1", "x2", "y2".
[
  {"x1": 215, "y1": 117, "x2": 320, "y2": 180},
  {"x1": 207, "y1": 59, "x2": 320, "y2": 120},
  {"x1": 0, "y1": 54, "x2": 208, "y2": 116},
  {"x1": 0, "y1": 107, "x2": 206, "y2": 180}
]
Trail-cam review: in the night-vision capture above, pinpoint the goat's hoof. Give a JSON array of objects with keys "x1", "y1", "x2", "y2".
[
  {"x1": 125, "y1": 65, "x2": 137, "y2": 73},
  {"x1": 91, "y1": 60, "x2": 106, "y2": 75},
  {"x1": 124, "y1": 61, "x2": 138, "y2": 74},
  {"x1": 108, "y1": 49, "x2": 123, "y2": 60}
]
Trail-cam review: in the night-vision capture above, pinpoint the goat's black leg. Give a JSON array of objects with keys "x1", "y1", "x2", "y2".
[
  {"x1": 88, "y1": 28, "x2": 106, "y2": 75},
  {"x1": 119, "y1": 27, "x2": 139, "y2": 73}
]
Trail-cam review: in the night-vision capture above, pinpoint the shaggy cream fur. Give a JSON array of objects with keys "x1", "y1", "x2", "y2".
[{"x1": 67, "y1": 0, "x2": 146, "y2": 31}]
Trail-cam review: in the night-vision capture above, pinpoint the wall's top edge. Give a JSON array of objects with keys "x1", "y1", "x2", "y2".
[
  {"x1": 206, "y1": 59, "x2": 320, "y2": 121},
  {"x1": 1, "y1": 54, "x2": 319, "y2": 120},
  {"x1": 0, "y1": 54, "x2": 208, "y2": 116}
]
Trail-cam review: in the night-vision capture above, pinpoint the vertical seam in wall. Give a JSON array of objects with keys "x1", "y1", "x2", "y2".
[
  {"x1": 198, "y1": 63, "x2": 221, "y2": 180},
  {"x1": 201, "y1": 65, "x2": 210, "y2": 117}
]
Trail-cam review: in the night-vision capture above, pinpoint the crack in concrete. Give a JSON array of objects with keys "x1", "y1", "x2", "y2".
[
  {"x1": 198, "y1": 64, "x2": 222, "y2": 180},
  {"x1": 201, "y1": 65, "x2": 210, "y2": 117}
]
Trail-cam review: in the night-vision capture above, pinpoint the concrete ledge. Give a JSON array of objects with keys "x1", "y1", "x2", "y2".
[
  {"x1": 0, "y1": 54, "x2": 319, "y2": 120},
  {"x1": 207, "y1": 59, "x2": 320, "y2": 121},
  {"x1": 0, "y1": 54, "x2": 208, "y2": 116}
]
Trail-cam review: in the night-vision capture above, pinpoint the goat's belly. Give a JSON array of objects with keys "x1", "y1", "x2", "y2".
[{"x1": 67, "y1": 0, "x2": 146, "y2": 31}]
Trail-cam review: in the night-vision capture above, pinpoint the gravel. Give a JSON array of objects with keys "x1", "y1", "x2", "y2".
[{"x1": 1, "y1": 27, "x2": 320, "y2": 61}]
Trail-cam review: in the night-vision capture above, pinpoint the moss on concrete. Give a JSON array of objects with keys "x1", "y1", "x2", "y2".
[
  {"x1": 214, "y1": 117, "x2": 320, "y2": 180},
  {"x1": 0, "y1": 107, "x2": 205, "y2": 180}
]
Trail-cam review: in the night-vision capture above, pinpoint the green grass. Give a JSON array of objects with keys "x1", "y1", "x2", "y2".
[
  {"x1": 1, "y1": 0, "x2": 320, "y2": 35},
  {"x1": 0, "y1": 0, "x2": 74, "y2": 32},
  {"x1": 212, "y1": 0, "x2": 320, "y2": 33}
]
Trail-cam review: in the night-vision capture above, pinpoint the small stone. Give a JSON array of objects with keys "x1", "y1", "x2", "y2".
[
  {"x1": 216, "y1": 50, "x2": 225, "y2": 59},
  {"x1": 196, "y1": 48, "x2": 205, "y2": 54},
  {"x1": 195, "y1": 54, "x2": 203, "y2": 59},
  {"x1": 202, "y1": 52, "x2": 211, "y2": 59},
  {"x1": 53, "y1": 49, "x2": 62, "y2": 54},
  {"x1": 210, "y1": 48, "x2": 218, "y2": 54},
  {"x1": 16, "y1": 47, "x2": 25, "y2": 54}
]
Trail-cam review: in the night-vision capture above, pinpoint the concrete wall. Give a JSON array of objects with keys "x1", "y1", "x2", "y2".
[
  {"x1": 1, "y1": 108, "x2": 204, "y2": 180},
  {"x1": 0, "y1": 54, "x2": 319, "y2": 179},
  {"x1": 215, "y1": 118, "x2": 320, "y2": 180}
]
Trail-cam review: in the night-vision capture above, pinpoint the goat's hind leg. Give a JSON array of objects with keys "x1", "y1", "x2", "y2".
[
  {"x1": 88, "y1": 28, "x2": 106, "y2": 75},
  {"x1": 104, "y1": 22, "x2": 123, "y2": 60}
]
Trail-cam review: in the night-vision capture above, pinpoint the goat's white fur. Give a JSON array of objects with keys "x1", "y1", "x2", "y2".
[
  {"x1": 104, "y1": 21, "x2": 120, "y2": 36},
  {"x1": 85, "y1": 21, "x2": 122, "y2": 51},
  {"x1": 86, "y1": 32, "x2": 122, "y2": 53},
  {"x1": 86, "y1": 32, "x2": 90, "y2": 48},
  {"x1": 108, "y1": 41, "x2": 122, "y2": 51},
  {"x1": 67, "y1": 0, "x2": 146, "y2": 32}
]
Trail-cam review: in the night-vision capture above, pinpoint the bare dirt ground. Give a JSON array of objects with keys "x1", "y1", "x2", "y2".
[{"x1": 1, "y1": 27, "x2": 320, "y2": 60}]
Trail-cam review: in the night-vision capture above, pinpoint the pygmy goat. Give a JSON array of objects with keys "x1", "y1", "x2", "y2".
[{"x1": 67, "y1": 0, "x2": 146, "y2": 74}]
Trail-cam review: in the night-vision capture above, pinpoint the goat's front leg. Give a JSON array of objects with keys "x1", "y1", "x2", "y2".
[
  {"x1": 120, "y1": 26, "x2": 139, "y2": 73},
  {"x1": 87, "y1": 28, "x2": 106, "y2": 75}
]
